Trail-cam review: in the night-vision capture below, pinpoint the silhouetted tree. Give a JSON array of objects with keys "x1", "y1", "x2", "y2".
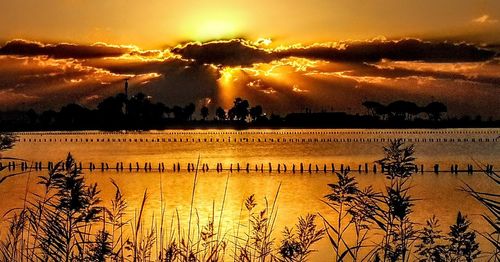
[
  {"x1": 227, "y1": 108, "x2": 236, "y2": 121},
  {"x1": 249, "y1": 105, "x2": 263, "y2": 122},
  {"x1": 200, "y1": 106, "x2": 209, "y2": 120},
  {"x1": 230, "y1": 98, "x2": 249, "y2": 121},
  {"x1": 97, "y1": 94, "x2": 127, "y2": 128},
  {"x1": 164, "y1": 106, "x2": 172, "y2": 118},
  {"x1": 26, "y1": 109, "x2": 38, "y2": 126},
  {"x1": 127, "y1": 92, "x2": 153, "y2": 128},
  {"x1": 184, "y1": 103, "x2": 196, "y2": 121},
  {"x1": 388, "y1": 100, "x2": 420, "y2": 121},
  {"x1": 172, "y1": 106, "x2": 184, "y2": 121},
  {"x1": 270, "y1": 113, "x2": 283, "y2": 124},
  {"x1": 424, "y1": 102, "x2": 447, "y2": 121},
  {"x1": 58, "y1": 103, "x2": 92, "y2": 129},
  {"x1": 362, "y1": 101, "x2": 385, "y2": 118},
  {"x1": 40, "y1": 110, "x2": 57, "y2": 129},
  {"x1": 215, "y1": 107, "x2": 226, "y2": 121}
]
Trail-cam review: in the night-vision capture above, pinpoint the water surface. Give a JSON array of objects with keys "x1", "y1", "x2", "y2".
[{"x1": 1, "y1": 128, "x2": 499, "y2": 260}]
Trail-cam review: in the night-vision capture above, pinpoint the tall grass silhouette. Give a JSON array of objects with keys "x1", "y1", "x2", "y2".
[
  {"x1": 0, "y1": 135, "x2": 498, "y2": 261},
  {"x1": 462, "y1": 165, "x2": 499, "y2": 261},
  {"x1": 0, "y1": 150, "x2": 324, "y2": 261},
  {"x1": 320, "y1": 139, "x2": 491, "y2": 262}
]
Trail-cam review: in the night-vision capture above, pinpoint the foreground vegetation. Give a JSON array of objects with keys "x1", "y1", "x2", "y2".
[{"x1": 0, "y1": 134, "x2": 498, "y2": 261}]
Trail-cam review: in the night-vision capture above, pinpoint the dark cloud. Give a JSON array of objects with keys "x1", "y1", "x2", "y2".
[
  {"x1": 0, "y1": 38, "x2": 499, "y2": 117},
  {"x1": 277, "y1": 39, "x2": 496, "y2": 63},
  {"x1": 171, "y1": 38, "x2": 496, "y2": 68},
  {"x1": 345, "y1": 63, "x2": 500, "y2": 86},
  {"x1": 171, "y1": 39, "x2": 273, "y2": 67},
  {"x1": 0, "y1": 39, "x2": 130, "y2": 59},
  {"x1": 140, "y1": 63, "x2": 220, "y2": 106}
]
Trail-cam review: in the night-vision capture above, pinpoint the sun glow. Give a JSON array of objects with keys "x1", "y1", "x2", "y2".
[
  {"x1": 180, "y1": 9, "x2": 246, "y2": 41},
  {"x1": 195, "y1": 21, "x2": 238, "y2": 40},
  {"x1": 219, "y1": 67, "x2": 239, "y2": 84},
  {"x1": 216, "y1": 66, "x2": 241, "y2": 107}
]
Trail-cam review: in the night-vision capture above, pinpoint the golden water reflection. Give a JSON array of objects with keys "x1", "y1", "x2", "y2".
[{"x1": 0, "y1": 128, "x2": 499, "y2": 260}]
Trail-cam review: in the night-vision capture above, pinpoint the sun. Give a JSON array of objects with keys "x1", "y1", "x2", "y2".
[
  {"x1": 180, "y1": 8, "x2": 245, "y2": 41},
  {"x1": 195, "y1": 20, "x2": 238, "y2": 40}
]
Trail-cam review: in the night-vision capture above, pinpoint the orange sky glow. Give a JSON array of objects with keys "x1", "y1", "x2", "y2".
[{"x1": 0, "y1": 0, "x2": 499, "y2": 117}]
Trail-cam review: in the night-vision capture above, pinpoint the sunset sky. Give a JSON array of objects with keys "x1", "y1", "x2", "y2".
[{"x1": 0, "y1": 0, "x2": 499, "y2": 117}]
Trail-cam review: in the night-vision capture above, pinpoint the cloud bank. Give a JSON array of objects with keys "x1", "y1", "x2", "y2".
[
  {"x1": 0, "y1": 38, "x2": 499, "y2": 118},
  {"x1": 0, "y1": 39, "x2": 131, "y2": 59}
]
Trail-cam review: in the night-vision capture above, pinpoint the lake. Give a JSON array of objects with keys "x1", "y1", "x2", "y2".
[{"x1": 1, "y1": 128, "x2": 499, "y2": 261}]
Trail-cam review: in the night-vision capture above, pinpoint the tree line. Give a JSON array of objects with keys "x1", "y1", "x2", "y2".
[
  {"x1": 0, "y1": 94, "x2": 275, "y2": 130},
  {"x1": 0, "y1": 93, "x2": 497, "y2": 131},
  {"x1": 362, "y1": 100, "x2": 448, "y2": 121}
]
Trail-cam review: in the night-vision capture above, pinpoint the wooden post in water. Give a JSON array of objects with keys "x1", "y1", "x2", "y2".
[
  {"x1": 340, "y1": 164, "x2": 344, "y2": 173},
  {"x1": 434, "y1": 164, "x2": 439, "y2": 174},
  {"x1": 284, "y1": 164, "x2": 287, "y2": 173},
  {"x1": 373, "y1": 164, "x2": 377, "y2": 173},
  {"x1": 300, "y1": 163, "x2": 304, "y2": 173},
  {"x1": 331, "y1": 164, "x2": 335, "y2": 172},
  {"x1": 269, "y1": 163, "x2": 272, "y2": 173}
]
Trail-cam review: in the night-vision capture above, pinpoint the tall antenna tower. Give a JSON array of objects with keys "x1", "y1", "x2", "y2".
[{"x1": 124, "y1": 78, "x2": 129, "y2": 99}]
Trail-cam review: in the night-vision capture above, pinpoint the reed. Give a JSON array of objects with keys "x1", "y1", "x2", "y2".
[
  {"x1": 0, "y1": 135, "x2": 497, "y2": 261},
  {"x1": 461, "y1": 165, "x2": 499, "y2": 261}
]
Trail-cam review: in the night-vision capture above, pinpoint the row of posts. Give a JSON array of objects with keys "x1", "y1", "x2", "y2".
[{"x1": 0, "y1": 161, "x2": 494, "y2": 175}]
